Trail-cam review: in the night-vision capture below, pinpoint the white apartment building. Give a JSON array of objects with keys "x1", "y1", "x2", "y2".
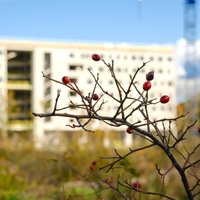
[{"x1": 0, "y1": 39, "x2": 177, "y2": 148}]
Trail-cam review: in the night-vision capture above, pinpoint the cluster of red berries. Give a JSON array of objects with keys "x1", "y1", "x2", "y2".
[
  {"x1": 143, "y1": 71, "x2": 154, "y2": 91},
  {"x1": 89, "y1": 160, "x2": 97, "y2": 171},
  {"x1": 143, "y1": 81, "x2": 152, "y2": 91},
  {"x1": 143, "y1": 71, "x2": 170, "y2": 104}
]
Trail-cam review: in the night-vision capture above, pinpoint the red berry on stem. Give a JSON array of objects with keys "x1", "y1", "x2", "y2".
[
  {"x1": 92, "y1": 54, "x2": 101, "y2": 61},
  {"x1": 62, "y1": 76, "x2": 70, "y2": 84},
  {"x1": 160, "y1": 95, "x2": 170, "y2": 104},
  {"x1": 126, "y1": 127, "x2": 134, "y2": 134},
  {"x1": 132, "y1": 181, "x2": 141, "y2": 189},
  {"x1": 146, "y1": 71, "x2": 154, "y2": 81},
  {"x1": 143, "y1": 81, "x2": 151, "y2": 91},
  {"x1": 92, "y1": 160, "x2": 97, "y2": 166},
  {"x1": 89, "y1": 165, "x2": 95, "y2": 171},
  {"x1": 92, "y1": 93, "x2": 99, "y2": 101}
]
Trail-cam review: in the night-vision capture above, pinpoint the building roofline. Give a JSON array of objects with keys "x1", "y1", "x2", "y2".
[{"x1": 0, "y1": 38, "x2": 174, "y2": 53}]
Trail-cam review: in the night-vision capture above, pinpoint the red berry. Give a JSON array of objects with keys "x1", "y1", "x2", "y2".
[
  {"x1": 126, "y1": 127, "x2": 134, "y2": 134},
  {"x1": 92, "y1": 54, "x2": 101, "y2": 61},
  {"x1": 89, "y1": 165, "x2": 95, "y2": 171},
  {"x1": 143, "y1": 81, "x2": 151, "y2": 91},
  {"x1": 62, "y1": 76, "x2": 70, "y2": 84},
  {"x1": 146, "y1": 71, "x2": 154, "y2": 81},
  {"x1": 92, "y1": 160, "x2": 97, "y2": 166},
  {"x1": 132, "y1": 181, "x2": 141, "y2": 189},
  {"x1": 197, "y1": 127, "x2": 200, "y2": 133},
  {"x1": 92, "y1": 93, "x2": 99, "y2": 101},
  {"x1": 160, "y1": 95, "x2": 170, "y2": 104}
]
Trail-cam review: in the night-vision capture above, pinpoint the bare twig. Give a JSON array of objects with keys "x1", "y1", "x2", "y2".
[{"x1": 33, "y1": 58, "x2": 199, "y2": 200}]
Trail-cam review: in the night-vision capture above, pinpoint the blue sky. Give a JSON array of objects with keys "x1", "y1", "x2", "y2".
[{"x1": 0, "y1": 0, "x2": 199, "y2": 44}]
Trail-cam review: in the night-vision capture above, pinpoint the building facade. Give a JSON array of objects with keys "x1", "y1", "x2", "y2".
[{"x1": 0, "y1": 39, "x2": 177, "y2": 148}]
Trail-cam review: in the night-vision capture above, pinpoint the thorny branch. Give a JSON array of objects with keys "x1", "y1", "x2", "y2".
[
  {"x1": 33, "y1": 57, "x2": 200, "y2": 200},
  {"x1": 99, "y1": 144, "x2": 155, "y2": 172},
  {"x1": 119, "y1": 180, "x2": 176, "y2": 200}
]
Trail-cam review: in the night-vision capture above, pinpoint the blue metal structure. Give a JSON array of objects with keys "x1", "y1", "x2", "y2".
[
  {"x1": 184, "y1": 0, "x2": 198, "y2": 79},
  {"x1": 183, "y1": 0, "x2": 200, "y2": 130}
]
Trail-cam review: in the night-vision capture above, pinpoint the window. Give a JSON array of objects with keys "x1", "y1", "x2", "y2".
[
  {"x1": 70, "y1": 91, "x2": 76, "y2": 97},
  {"x1": 43, "y1": 53, "x2": 52, "y2": 122},
  {"x1": 168, "y1": 57, "x2": 172, "y2": 62},
  {"x1": 109, "y1": 80, "x2": 113, "y2": 85},
  {"x1": 44, "y1": 53, "x2": 51, "y2": 70},
  {"x1": 120, "y1": 131, "x2": 125, "y2": 141},
  {"x1": 69, "y1": 64, "x2": 83, "y2": 70},
  {"x1": 45, "y1": 76, "x2": 51, "y2": 83},
  {"x1": 160, "y1": 106, "x2": 165, "y2": 111},
  {"x1": 44, "y1": 99, "x2": 51, "y2": 122},
  {"x1": 132, "y1": 68, "x2": 137, "y2": 73},
  {"x1": 152, "y1": 106, "x2": 156, "y2": 111},
  {"x1": 116, "y1": 55, "x2": 120, "y2": 59},
  {"x1": 116, "y1": 67, "x2": 121, "y2": 72},
  {"x1": 149, "y1": 93, "x2": 154, "y2": 98},
  {"x1": 99, "y1": 67, "x2": 104, "y2": 72},
  {"x1": 69, "y1": 65, "x2": 76, "y2": 70},
  {"x1": 168, "y1": 81, "x2": 173, "y2": 86},
  {"x1": 87, "y1": 79, "x2": 92, "y2": 84},
  {"x1": 81, "y1": 53, "x2": 90, "y2": 58},
  {"x1": 140, "y1": 56, "x2": 144, "y2": 61},
  {"x1": 45, "y1": 116, "x2": 51, "y2": 122},
  {"x1": 140, "y1": 68, "x2": 145, "y2": 73},
  {"x1": 45, "y1": 87, "x2": 51, "y2": 96},
  {"x1": 149, "y1": 56, "x2": 154, "y2": 61},
  {"x1": 167, "y1": 69, "x2": 171, "y2": 74},
  {"x1": 132, "y1": 55, "x2": 136, "y2": 60},
  {"x1": 70, "y1": 78, "x2": 77, "y2": 83},
  {"x1": 7, "y1": 51, "x2": 32, "y2": 83},
  {"x1": 69, "y1": 53, "x2": 74, "y2": 58}
]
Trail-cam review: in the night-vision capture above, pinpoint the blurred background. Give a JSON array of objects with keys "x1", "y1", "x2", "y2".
[{"x1": 0, "y1": 0, "x2": 199, "y2": 199}]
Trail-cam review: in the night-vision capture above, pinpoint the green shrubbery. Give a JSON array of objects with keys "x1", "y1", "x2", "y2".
[{"x1": 0, "y1": 134, "x2": 199, "y2": 200}]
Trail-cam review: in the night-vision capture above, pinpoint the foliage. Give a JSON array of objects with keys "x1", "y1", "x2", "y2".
[{"x1": 0, "y1": 136, "x2": 199, "y2": 199}]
